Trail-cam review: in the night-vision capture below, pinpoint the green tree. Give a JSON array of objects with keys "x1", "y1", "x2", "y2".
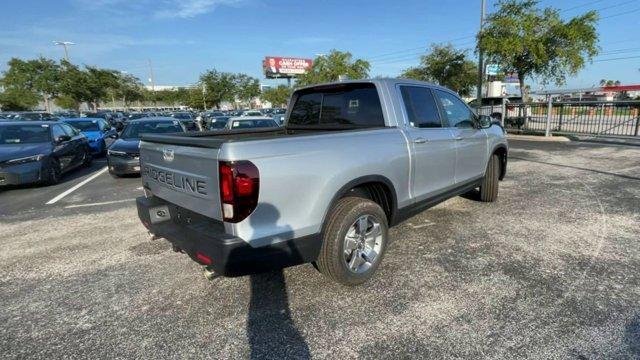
[
  {"x1": 234, "y1": 73, "x2": 260, "y2": 107},
  {"x1": 261, "y1": 85, "x2": 292, "y2": 107},
  {"x1": 83, "y1": 66, "x2": 119, "y2": 110},
  {"x1": 58, "y1": 61, "x2": 89, "y2": 111},
  {"x1": 113, "y1": 73, "x2": 144, "y2": 108},
  {"x1": 0, "y1": 87, "x2": 39, "y2": 111},
  {"x1": 296, "y1": 50, "x2": 370, "y2": 87},
  {"x1": 479, "y1": 0, "x2": 599, "y2": 98},
  {"x1": 401, "y1": 44, "x2": 477, "y2": 96},
  {"x1": 199, "y1": 69, "x2": 236, "y2": 109},
  {"x1": 1, "y1": 57, "x2": 61, "y2": 112}
]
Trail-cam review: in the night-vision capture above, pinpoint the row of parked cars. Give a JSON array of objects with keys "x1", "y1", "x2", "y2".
[{"x1": 0, "y1": 108, "x2": 288, "y2": 187}]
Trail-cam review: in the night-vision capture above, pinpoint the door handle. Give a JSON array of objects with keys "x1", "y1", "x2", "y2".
[
  {"x1": 413, "y1": 137, "x2": 428, "y2": 144},
  {"x1": 454, "y1": 136, "x2": 463, "y2": 141}
]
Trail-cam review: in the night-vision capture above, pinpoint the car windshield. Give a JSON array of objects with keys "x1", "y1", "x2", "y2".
[
  {"x1": 209, "y1": 117, "x2": 229, "y2": 129},
  {"x1": 121, "y1": 121, "x2": 183, "y2": 139},
  {"x1": 66, "y1": 121, "x2": 99, "y2": 131},
  {"x1": 229, "y1": 119, "x2": 278, "y2": 129},
  {"x1": 0, "y1": 124, "x2": 51, "y2": 144}
]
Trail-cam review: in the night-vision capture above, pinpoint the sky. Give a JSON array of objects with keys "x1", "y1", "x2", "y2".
[{"x1": 0, "y1": 0, "x2": 638, "y2": 91}]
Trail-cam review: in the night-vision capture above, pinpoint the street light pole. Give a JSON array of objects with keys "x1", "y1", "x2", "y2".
[
  {"x1": 53, "y1": 41, "x2": 75, "y2": 61},
  {"x1": 476, "y1": 0, "x2": 486, "y2": 106}
]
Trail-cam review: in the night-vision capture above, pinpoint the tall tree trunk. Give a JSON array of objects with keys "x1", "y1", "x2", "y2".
[
  {"x1": 43, "y1": 94, "x2": 50, "y2": 113},
  {"x1": 518, "y1": 73, "x2": 527, "y2": 101}
]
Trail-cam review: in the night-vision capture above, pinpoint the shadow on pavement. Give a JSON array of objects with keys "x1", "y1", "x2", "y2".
[
  {"x1": 244, "y1": 204, "x2": 310, "y2": 359},
  {"x1": 510, "y1": 156, "x2": 640, "y2": 181}
]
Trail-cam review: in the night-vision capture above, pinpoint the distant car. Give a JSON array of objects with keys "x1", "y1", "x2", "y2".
[
  {"x1": 171, "y1": 112, "x2": 197, "y2": 131},
  {"x1": 62, "y1": 118, "x2": 117, "y2": 155},
  {"x1": 240, "y1": 110, "x2": 264, "y2": 117},
  {"x1": 273, "y1": 108, "x2": 286, "y2": 115},
  {"x1": 225, "y1": 117, "x2": 279, "y2": 130},
  {"x1": 0, "y1": 121, "x2": 92, "y2": 186},
  {"x1": 273, "y1": 114, "x2": 286, "y2": 126},
  {"x1": 208, "y1": 116, "x2": 231, "y2": 131},
  {"x1": 13, "y1": 112, "x2": 59, "y2": 121},
  {"x1": 107, "y1": 118, "x2": 185, "y2": 177}
]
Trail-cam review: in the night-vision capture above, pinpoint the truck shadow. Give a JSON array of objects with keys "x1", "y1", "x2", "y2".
[{"x1": 244, "y1": 203, "x2": 310, "y2": 359}]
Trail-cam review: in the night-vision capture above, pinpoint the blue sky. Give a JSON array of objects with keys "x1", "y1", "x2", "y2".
[{"x1": 1, "y1": 0, "x2": 638, "y2": 91}]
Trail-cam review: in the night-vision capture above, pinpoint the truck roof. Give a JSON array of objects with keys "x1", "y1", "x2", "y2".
[{"x1": 294, "y1": 78, "x2": 454, "y2": 94}]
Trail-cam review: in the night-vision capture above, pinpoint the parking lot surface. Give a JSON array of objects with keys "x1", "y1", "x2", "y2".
[{"x1": 1, "y1": 138, "x2": 639, "y2": 359}]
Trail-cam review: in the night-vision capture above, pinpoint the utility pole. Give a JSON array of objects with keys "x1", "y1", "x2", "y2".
[
  {"x1": 476, "y1": 0, "x2": 486, "y2": 107},
  {"x1": 148, "y1": 59, "x2": 156, "y2": 107},
  {"x1": 53, "y1": 41, "x2": 75, "y2": 62}
]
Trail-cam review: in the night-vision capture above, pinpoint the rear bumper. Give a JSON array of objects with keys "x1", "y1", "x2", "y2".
[{"x1": 136, "y1": 196, "x2": 321, "y2": 277}]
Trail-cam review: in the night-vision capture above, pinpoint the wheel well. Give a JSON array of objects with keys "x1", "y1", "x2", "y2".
[
  {"x1": 343, "y1": 181, "x2": 394, "y2": 223},
  {"x1": 493, "y1": 146, "x2": 507, "y2": 180}
]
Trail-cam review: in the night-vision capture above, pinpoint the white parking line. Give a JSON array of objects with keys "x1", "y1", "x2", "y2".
[
  {"x1": 45, "y1": 167, "x2": 108, "y2": 205},
  {"x1": 64, "y1": 198, "x2": 134, "y2": 209}
]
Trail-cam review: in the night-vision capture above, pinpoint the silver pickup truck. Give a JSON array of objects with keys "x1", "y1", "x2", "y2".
[{"x1": 136, "y1": 79, "x2": 508, "y2": 285}]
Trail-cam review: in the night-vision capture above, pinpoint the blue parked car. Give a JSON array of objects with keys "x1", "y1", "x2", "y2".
[{"x1": 62, "y1": 118, "x2": 117, "y2": 155}]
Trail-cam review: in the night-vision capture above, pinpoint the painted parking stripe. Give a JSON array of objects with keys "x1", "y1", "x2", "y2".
[
  {"x1": 64, "y1": 198, "x2": 134, "y2": 209},
  {"x1": 45, "y1": 167, "x2": 108, "y2": 205}
]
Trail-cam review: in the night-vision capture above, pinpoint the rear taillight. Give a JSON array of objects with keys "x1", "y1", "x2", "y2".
[{"x1": 218, "y1": 161, "x2": 259, "y2": 223}]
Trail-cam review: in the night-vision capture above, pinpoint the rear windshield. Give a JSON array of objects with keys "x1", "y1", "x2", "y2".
[
  {"x1": 121, "y1": 121, "x2": 183, "y2": 139},
  {"x1": 0, "y1": 124, "x2": 51, "y2": 144},
  {"x1": 288, "y1": 83, "x2": 384, "y2": 129}
]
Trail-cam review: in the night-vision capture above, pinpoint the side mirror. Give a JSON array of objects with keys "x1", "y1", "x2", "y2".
[
  {"x1": 56, "y1": 135, "x2": 71, "y2": 143},
  {"x1": 478, "y1": 115, "x2": 492, "y2": 129}
]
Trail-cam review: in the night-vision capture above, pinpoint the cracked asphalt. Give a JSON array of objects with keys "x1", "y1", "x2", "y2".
[{"x1": 1, "y1": 138, "x2": 639, "y2": 359}]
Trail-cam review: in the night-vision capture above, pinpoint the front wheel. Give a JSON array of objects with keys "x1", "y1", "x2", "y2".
[
  {"x1": 82, "y1": 149, "x2": 93, "y2": 167},
  {"x1": 479, "y1": 154, "x2": 500, "y2": 202},
  {"x1": 316, "y1": 197, "x2": 388, "y2": 286},
  {"x1": 43, "y1": 158, "x2": 61, "y2": 186}
]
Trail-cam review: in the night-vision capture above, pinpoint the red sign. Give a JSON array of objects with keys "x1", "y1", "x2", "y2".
[{"x1": 264, "y1": 56, "x2": 312, "y2": 78}]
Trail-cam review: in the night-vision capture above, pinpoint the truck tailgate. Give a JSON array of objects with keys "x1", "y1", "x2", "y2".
[{"x1": 139, "y1": 140, "x2": 222, "y2": 220}]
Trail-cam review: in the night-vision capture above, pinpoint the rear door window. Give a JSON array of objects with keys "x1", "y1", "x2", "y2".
[
  {"x1": 400, "y1": 86, "x2": 442, "y2": 128},
  {"x1": 289, "y1": 83, "x2": 384, "y2": 128}
]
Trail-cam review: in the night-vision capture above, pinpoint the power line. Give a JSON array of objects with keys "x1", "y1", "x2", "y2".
[
  {"x1": 365, "y1": 35, "x2": 475, "y2": 61},
  {"x1": 593, "y1": 55, "x2": 640, "y2": 62},
  {"x1": 560, "y1": 0, "x2": 605, "y2": 12},
  {"x1": 600, "y1": 7, "x2": 640, "y2": 19}
]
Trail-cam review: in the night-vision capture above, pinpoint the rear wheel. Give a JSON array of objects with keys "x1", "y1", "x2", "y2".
[
  {"x1": 99, "y1": 140, "x2": 107, "y2": 156},
  {"x1": 316, "y1": 197, "x2": 388, "y2": 286},
  {"x1": 43, "y1": 158, "x2": 61, "y2": 186},
  {"x1": 479, "y1": 154, "x2": 500, "y2": 202}
]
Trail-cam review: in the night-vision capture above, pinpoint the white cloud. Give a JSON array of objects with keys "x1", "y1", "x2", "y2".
[{"x1": 154, "y1": 0, "x2": 245, "y2": 19}]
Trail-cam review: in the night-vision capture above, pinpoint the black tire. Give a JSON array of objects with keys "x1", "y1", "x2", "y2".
[
  {"x1": 479, "y1": 154, "x2": 500, "y2": 202},
  {"x1": 43, "y1": 158, "x2": 62, "y2": 186},
  {"x1": 82, "y1": 149, "x2": 93, "y2": 167},
  {"x1": 316, "y1": 197, "x2": 388, "y2": 286},
  {"x1": 109, "y1": 170, "x2": 121, "y2": 178},
  {"x1": 99, "y1": 140, "x2": 107, "y2": 156}
]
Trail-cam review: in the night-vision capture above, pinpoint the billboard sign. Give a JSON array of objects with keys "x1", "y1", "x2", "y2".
[
  {"x1": 504, "y1": 72, "x2": 519, "y2": 83},
  {"x1": 486, "y1": 64, "x2": 500, "y2": 76},
  {"x1": 264, "y1": 56, "x2": 313, "y2": 78}
]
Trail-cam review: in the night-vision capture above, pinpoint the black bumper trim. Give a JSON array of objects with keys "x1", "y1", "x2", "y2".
[{"x1": 136, "y1": 196, "x2": 322, "y2": 276}]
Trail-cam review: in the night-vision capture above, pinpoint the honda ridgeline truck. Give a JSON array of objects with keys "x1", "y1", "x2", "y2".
[{"x1": 136, "y1": 79, "x2": 508, "y2": 285}]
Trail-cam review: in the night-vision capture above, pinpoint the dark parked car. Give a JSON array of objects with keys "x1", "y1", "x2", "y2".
[
  {"x1": 208, "y1": 116, "x2": 231, "y2": 131},
  {"x1": 13, "y1": 112, "x2": 59, "y2": 121},
  {"x1": 0, "y1": 121, "x2": 92, "y2": 186},
  {"x1": 62, "y1": 118, "x2": 117, "y2": 155},
  {"x1": 171, "y1": 112, "x2": 196, "y2": 131},
  {"x1": 225, "y1": 117, "x2": 279, "y2": 130},
  {"x1": 107, "y1": 118, "x2": 185, "y2": 177}
]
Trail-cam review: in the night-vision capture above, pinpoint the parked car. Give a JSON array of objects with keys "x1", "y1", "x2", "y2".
[
  {"x1": 12, "y1": 112, "x2": 59, "y2": 121},
  {"x1": 273, "y1": 114, "x2": 286, "y2": 126},
  {"x1": 240, "y1": 110, "x2": 264, "y2": 117},
  {"x1": 208, "y1": 116, "x2": 231, "y2": 131},
  {"x1": 107, "y1": 118, "x2": 185, "y2": 177},
  {"x1": 0, "y1": 121, "x2": 92, "y2": 186},
  {"x1": 62, "y1": 118, "x2": 117, "y2": 155},
  {"x1": 171, "y1": 112, "x2": 197, "y2": 131},
  {"x1": 136, "y1": 79, "x2": 508, "y2": 285},
  {"x1": 225, "y1": 117, "x2": 279, "y2": 130}
]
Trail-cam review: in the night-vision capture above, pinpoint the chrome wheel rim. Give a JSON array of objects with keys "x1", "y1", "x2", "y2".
[{"x1": 343, "y1": 215, "x2": 383, "y2": 274}]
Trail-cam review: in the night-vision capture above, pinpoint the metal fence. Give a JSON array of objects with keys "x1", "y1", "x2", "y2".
[{"x1": 478, "y1": 101, "x2": 640, "y2": 137}]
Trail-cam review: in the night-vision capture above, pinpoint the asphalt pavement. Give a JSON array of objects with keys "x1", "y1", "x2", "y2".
[{"x1": 0, "y1": 138, "x2": 639, "y2": 359}]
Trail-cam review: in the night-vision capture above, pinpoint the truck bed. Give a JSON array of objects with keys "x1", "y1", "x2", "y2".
[{"x1": 140, "y1": 126, "x2": 383, "y2": 148}]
